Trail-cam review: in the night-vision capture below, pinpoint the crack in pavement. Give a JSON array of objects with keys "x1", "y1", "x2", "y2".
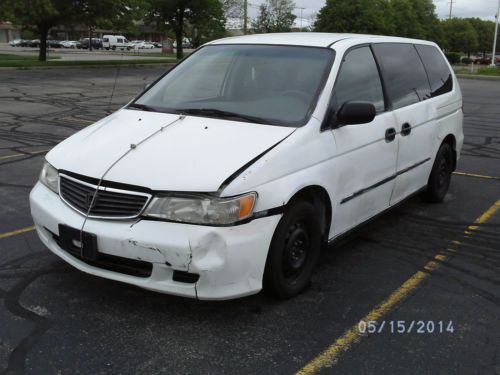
[{"x1": 2, "y1": 266, "x2": 69, "y2": 375}]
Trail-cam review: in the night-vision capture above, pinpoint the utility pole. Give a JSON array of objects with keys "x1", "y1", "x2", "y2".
[
  {"x1": 491, "y1": 0, "x2": 500, "y2": 67},
  {"x1": 296, "y1": 7, "x2": 305, "y2": 30},
  {"x1": 448, "y1": 0, "x2": 454, "y2": 19},
  {"x1": 243, "y1": 0, "x2": 248, "y2": 35}
]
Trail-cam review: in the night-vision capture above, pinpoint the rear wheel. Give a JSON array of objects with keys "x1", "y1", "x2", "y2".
[
  {"x1": 263, "y1": 200, "x2": 322, "y2": 299},
  {"x1": 425, "y1": 143, "x2": 454, "y2": 203}
]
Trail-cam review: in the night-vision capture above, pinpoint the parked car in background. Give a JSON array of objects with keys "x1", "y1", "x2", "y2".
[
  {"x1": 77, "y1": 38, "x2": 103, "y2": 50},
  {"x1": 127, "y1": 40, "x2": 143, "y2": 49},
  {"x1": 138, "y1": 41, "x2": 155, "y2": 49},
  {"x1": 153, "y1": 42, "x2": 163, "y2": 48},
  {"x1": 26, "y1": 39, "x2": 40, "y2": 48},
  {"x1": 102, "y1": 35, "x2": 130, "y2": 50},
  {"x1": 128, "y1": 40, "x2": 155, "y2": 49},
  {"x1": 474, "y1": 56, "x2": 492, "y2": 65},
  {"x1": 30, "y1": 33, "x2": 463, "y2": 300},
  {"x1": 9, "y1": 39, "x2": 25, "y2": 47},
  {"x1": 61, "y1": 40, "x2": 79, "y2": 48},
  {"x1": 474, "y1": 55, "x2": 500, "y2": 65},
  {"x1": 47, "y1": 40, "x2": 62, "y2": 48}
]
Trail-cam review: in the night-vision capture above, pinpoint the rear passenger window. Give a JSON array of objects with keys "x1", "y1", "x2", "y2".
[
  {"x1": 415, "y1": 45, "x2": 453, "y2": 97},
  {"x1": 372, "y1": 43, "x2": 431, "y2": 109},
  {"x1": 332, "y1": 46, "x2": 385, "y2": 113}
]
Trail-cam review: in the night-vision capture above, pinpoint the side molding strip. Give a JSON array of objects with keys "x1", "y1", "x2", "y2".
[{"x1": 340, "y1": 158, "x2": 431, "y2": 204}]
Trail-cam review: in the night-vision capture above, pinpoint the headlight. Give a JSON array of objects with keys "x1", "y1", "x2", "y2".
[
  {"x1": 143, "y1": 193, "x2": 257, "y2": 225},
  {"x1": 39, "y1": 161, "x2": 59, "y2": 194}
]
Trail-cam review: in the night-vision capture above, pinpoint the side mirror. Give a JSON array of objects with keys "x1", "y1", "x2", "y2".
[{"x1": 336, "y1": 101, "x2": 376, "y2": 126}]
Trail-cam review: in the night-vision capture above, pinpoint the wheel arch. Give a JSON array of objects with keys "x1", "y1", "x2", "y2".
[
  {"x1": 442, "y1": 134, "x2": 457, "y2": 171},
  {"x1": 287, "y1": 185, "x2": 332, "y2": 241}
]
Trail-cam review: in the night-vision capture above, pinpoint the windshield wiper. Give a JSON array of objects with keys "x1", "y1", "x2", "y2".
[
  {"x1": 178, "y1": 108, "x2": 268, "y2": 124},
  {"x1": 127, "y1": 103, "x2": 157, "y2": 112}
]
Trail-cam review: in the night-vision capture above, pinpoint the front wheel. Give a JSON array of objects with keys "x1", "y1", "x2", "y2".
[
  {"x1": 425, "y1": 143, "x2": 454, "y2": 203},
  {"x1": 263, "y1": 200, "x2": 322, "y2": 299}
]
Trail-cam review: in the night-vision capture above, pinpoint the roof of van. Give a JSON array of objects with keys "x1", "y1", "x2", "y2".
[{"x1": 208, "y1": 33, "x2": 432, "y2": 48}]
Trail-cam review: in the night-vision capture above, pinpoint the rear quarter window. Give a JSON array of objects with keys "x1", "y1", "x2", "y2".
[
  {"x1": 372, "y1": 43, "x2": 431, "y2": 109},
  {"x1": 415, "y1": 44, "x2": 453, "y2": 97}
]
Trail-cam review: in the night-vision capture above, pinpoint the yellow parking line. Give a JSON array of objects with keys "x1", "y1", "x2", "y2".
[
  {"x1": 0, "y1": 225, "x2": 36, "y2": 240},
  {"x1": 296, "y1": 199, "x2": 500, "y2": 375},
  {"x1": 453, "y1": 171, "x2": 500, "y2": 181},
  {"x1": 0, "y1": 149, "x2": 50, "y2": 161}
]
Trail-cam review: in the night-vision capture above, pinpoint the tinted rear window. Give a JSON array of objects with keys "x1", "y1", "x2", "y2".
[
  {"x1": 415, "y1": 44, "x2": 453, "y2": 97},
  {"x1": 372, "y1": 43, "x2": 431, "y2": 109}
]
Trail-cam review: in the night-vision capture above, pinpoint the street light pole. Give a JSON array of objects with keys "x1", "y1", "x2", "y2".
[
  {"x1": 491, "y1": 0, "x2": 500, "y2": 67},
  {"x1": 243, "y1": 0, "x2": 248, "y2": 35}
]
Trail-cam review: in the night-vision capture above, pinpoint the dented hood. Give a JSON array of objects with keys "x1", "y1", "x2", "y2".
[{"x1": 47, "y1": 109, "x2": 295, "y2": 192}]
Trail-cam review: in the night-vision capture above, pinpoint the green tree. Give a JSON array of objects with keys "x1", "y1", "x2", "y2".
[
  {"x1": 0, "y1": 0, "x2": 76, "y2": 61},
  {"x1": 0, "y1": 0, "x2": 139, "y2": 60},
  {"x1": 186, "y1": 0, "x2": 226, "y2": 47},
  {"x1": 464, "y1": 18, "x2": 495, "y2": 56},
  {"x1": 314, "y1": 0, "x2": 443, "y2": 43},
  {"x1": 221, "y1": 0, "x2": 243, "y2": 19},
  {"x1": 441, "y1": 18, "x2": 478, "y2": 57},
  {"x1": 74, "y1": 0, "x2": 142, "y2": 51},
  {"x1": 252, "y1": 0, "x2": 296, "y2": 33},
  {"x1": 147, "y1": 0, "x2": 225, "y2": 59},
  {"x1": 314, "y1": 0, "x2": 390, "y2": 35},
  {"x1": 388, "y1": 0, "x2": 422, "y2": 37}
]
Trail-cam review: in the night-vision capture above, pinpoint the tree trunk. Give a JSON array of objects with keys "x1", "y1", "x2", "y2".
[
  {"x1": 38, "y1": 27, "x2": 48, "y2": 62},
  {"x1": 89, "y1": 27, "x2": 93, "y2": 52},
  {"x1": 175, "y1": 8, "x2": 185, "y2": 60},
  {"x1": 176, "y1": 28, "x2": 184, "y2": 59}
]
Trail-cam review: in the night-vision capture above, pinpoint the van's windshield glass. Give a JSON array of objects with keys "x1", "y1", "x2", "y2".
[{"x1": 131, "y1": 45, "x2": 334, "y2": 127}]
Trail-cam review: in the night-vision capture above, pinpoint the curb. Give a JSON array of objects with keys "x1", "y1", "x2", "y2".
[
  {"x1": 0, "y1": 62, "x2": 177, "y2": 71},
  {"x1": 456, "y1": 74, "x2": 500, "y2": 81}
]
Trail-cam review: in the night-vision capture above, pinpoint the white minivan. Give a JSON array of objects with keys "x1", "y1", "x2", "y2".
[{"x1": 30, "y1": 33, "x2": 463, "y2": 300}]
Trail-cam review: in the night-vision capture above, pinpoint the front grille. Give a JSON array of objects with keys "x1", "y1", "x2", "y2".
[{"x1": 59, "y1": 174, "x2": 150, "y2": 219}]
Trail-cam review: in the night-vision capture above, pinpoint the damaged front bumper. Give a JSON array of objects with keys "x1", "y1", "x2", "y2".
[{"x1": 29, "y1": 182, "x2": 281, "y2": 300}]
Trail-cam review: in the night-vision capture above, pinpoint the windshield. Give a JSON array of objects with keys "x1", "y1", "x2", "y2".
[{"x1": 132, "y1": 44, "x2": 334, "y2": 126}]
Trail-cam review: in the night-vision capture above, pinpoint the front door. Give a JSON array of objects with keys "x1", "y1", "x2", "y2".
[{"x1": 328, "y1": 46, "x2": 399, "y2": 237}]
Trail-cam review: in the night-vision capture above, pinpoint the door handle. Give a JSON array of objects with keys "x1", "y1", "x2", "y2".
[
  {"x1": 401, "y1": 123, "x2": 412, "y2": 136},
  {"x1": 385, "y1": 128, "x2": 396, "y2": 142}
]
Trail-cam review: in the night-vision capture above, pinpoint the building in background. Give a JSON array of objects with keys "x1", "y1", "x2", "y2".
[{"x1": 0, "y1": 21, "x2": 21, "y2": 42}]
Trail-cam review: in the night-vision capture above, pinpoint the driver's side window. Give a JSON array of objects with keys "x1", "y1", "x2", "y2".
[{"x1": 332, "y1": 46, "x2": 385, "y2": 113}]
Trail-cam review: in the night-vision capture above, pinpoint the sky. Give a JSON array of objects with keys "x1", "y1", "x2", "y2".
[{"x1": 247, "y1": 0, "x2": 500, "y2": 24}]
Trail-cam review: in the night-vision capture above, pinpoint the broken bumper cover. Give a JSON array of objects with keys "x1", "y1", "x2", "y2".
[{"x1": 29, "y1": 182, "x2": 281, "y2": 300}]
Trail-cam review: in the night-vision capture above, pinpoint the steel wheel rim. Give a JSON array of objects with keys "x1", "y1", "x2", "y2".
[{"x1": 282, "y1": 222, "x2": 310, "y2": 280}]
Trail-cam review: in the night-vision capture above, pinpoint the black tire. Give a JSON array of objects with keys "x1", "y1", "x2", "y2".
[
  {"x1": 425, "y1": 143, "x2": 454, "y2": 203},
  {"x1": 263, "y1": 200, "x2": 322, "y2": 299}
]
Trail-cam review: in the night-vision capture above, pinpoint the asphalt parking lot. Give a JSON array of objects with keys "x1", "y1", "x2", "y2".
[{"x1": 0, "y1": 67, "x2": 499, "y2": 374}]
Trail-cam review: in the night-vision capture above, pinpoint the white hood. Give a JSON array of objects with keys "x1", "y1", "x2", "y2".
[{"x1": 47, "y1": 109, "x2": 295, "y2": 192}]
